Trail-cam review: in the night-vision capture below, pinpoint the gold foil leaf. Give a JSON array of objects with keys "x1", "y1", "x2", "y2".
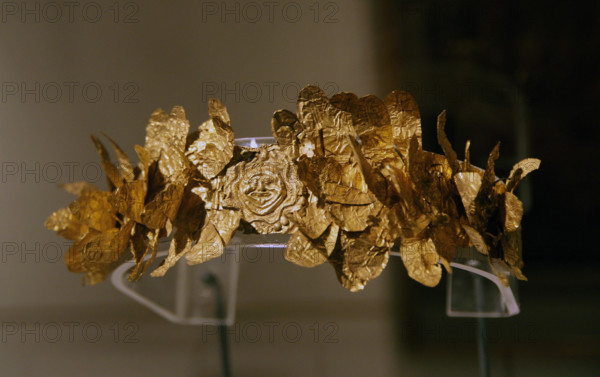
[
  {"x1": 329, "y1": 201, "x2": 383, "y2": 232},
  {"x1": 462, "y1": 225, "x2": 489, "y2": 255},
  {"x1": 110, "y1": 180, "x2": 145, "y2": 222},
  {"x1": 145, "y1": 106, "x2": 190, "y2": 182},
  {"x1": 186, "y1": 117, "x2": 234, "y2": 179},
  {"x1": 134, "y1": 144, "x2": 151, "y2": 181},
  {"x1": 44, "y1": 207, "x2": 88, "y2": 240},
  {"x1": 271, "y1": 109, "x2": 300, "y2": 157},
  {"x1": 185, "y1": 222, "x2": 224, "y2": 265},
  {"x1": 286, "y1": 193, "x2": 332, "y2": 239},
  {"x1": 206, "y1": 209, "x2": 241, "y2": 245},
  {"x1": 65, "y1": 230, "x2": 99, "y2": 273},
  {"x1": 321, "y1": 108, "x2": 358, "y2": 159},
  {"x1": 141, "y1": 184, "x2": 184, "y2": 230},
  {"x1": 150, "y1": 228, "x2": 193, "y2": 277},
  {"x1": 399, "y1": 238, "x2": 442, "y2": 287},
  {"x1": 363, "y1": 206, "x2": 400, "y2": 248},
  {"x1": 507, "y1": 158, "x2": 541, "y2": 192},
  {"x1": 324, "y1": 223, "x2": 340, "y2": 256},
  {"x1": 297, "y1": 85, "x2": 328, "y2": 131},
  {"x1": 501, "y1": 230, "x2": 526, "y2": 280},
  {"x1": 384, "y1": 90, "x2": 422, "y2": 156},
  {"x1": 68, "y1": 190, "x2": 115, "y2": 232},
  {"x1": 285, "y1": 231, "x2": 327, "y2": 267},
  {"x1": 331, "y1": 93, "x2": 395, "y2": 164},
  {"x1": 482, "y1": 142, "x2": 501, "y2": 190},
  {"x1": 208, "y1": 98, "x2": 231, "y2": 126},
  {"x1": 145, "y1": 106, "x2": 189, "y2": 161},
  {"x1": 81, "y1": 221, "x2": 134, "y2": 264},
  {"x1": 329, "y1": 91, "x2": 358, "y2": 113},
  {"x1": 354, "y1": 95, "x2": 393, "y2": 142},
  {"x1": 128, "y1": 224, "x2": 152, "y2": 280},
  {"x1": 430, "y1": 224, "x2": 462, "y2": 272},
  {"x1": 134, "y1": 228, "x2": 159, "y2": 278},
  {"x1": 454, "y1": 172, "x2": 482, "y2": 218},
  {"x1": 100, "y1": 132, "x2": 135, "y2": 181},
  {"x1": 336, "y1": 233, "x2": 389, "y2": 292},
  {"x1": 436, "y1": 110, "x2": 460, "y2": 174},
  {"x1": 463, "y1": 140, "x2": 472, "y2": 171},
  {"x1": 173, "y1": 186, "x2": 206, "y2": 237},
  {"x1": 91, "y1": 134, "x2": 123, "y2": 190},
  {"x1": 503, "y1": 191, "x2": 524, "y2": 232},
  {"x1": 304, "y1": 157, "x2": 375, "y2": 205},
  {"x1": 65, "y1": 220, "x2": 135, "y2": 285}
]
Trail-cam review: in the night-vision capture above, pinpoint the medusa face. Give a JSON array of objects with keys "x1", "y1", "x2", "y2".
[{"x1": 241, "y1": 165, "x2": 287, "y2": 216}]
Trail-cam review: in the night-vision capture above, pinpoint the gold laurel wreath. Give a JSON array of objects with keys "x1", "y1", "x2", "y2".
[{"x1": 45, "y1": 85, "x2": 540, "y2": 291}]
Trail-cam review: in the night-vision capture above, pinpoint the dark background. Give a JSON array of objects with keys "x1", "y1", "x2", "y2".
[{"x1": 374, "y1": 0, "x2": 600, "y2": 374}]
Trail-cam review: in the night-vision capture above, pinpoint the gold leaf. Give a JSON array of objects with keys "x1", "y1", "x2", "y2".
[
  {"x1": 462, "y1": 225, "x2": 489, "y2": 255},
  {"x1": 145, "y1": 106, "x2": 190, "y2": 183},
  {"x1": 150, "y1": 228, "x2": 193, "y2": 277},
  {"x1": 285, "y1": 231, "x2": 327, "y2": 267},
  {"x1": 110, "y1": 180, "x2": 145, "y2": 222},
  {"x1": 68, "y1": 190, "x2": 115, "y2": 232},
  {"x1": 507, "y1": 158, "x2": 541, "y2": 192},
  {"x1": 324, "y1": 223, "x2": 339, "y2": 257},
  {"x1": 185, "y1": 222, "x2": 224, "y2": 265},
  {"x1": 91, "y1": 134, "x2": 123, "y2": 189},
  {"x1": 186, "y1": 117, "x2": 234, "y2": 179},
  {"x1": 45, "y1": 207, "x2": 89, "y2": 241},
  {"x1": 454, "y1": 172, "x2": 483, "y2": 220},
  {"x1": 206, "y1": 209, "x2": 241, "y2": 245},
  {"x1": 329, "y1": 201, "x2": 382, "y2": 232},
  {"x1": 100, "y1": 132, "x2": 135, "y2": 181},
  {"x1": 141, "y1": 184, "x2": 184, "y2": 230},
  {"x1": 271, "y1": 109, "x2": 300, "y2": 158},
  {"x1": 501, "y1": 230, "x2": 527, "y2": 281},
  {"x1": 436, "y1": 110, "x2": 460, "y2": 175},
  {"x1": 208, "y1": 98, "x2": 231, "y2": 126},
  {"x1": 334, "y1": 233, "x2": 389, "y2": 292},
  {"x1": 503, "y1": 191, "x2": 523, "y2": 232},
  {"x1": 383, "y1": 90, "x2": 421, "y2": 156},
  {"x1": 286, "y1": 193, "x2": 331, "y2": 239},
  {"x1": 399, "y1": 238, "x2": 442, "y2": 287}
]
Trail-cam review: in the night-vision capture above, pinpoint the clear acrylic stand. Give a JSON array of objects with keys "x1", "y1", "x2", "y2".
[
  {"x1": 445, "y1": 247, "x2": 520, "y2": 318},
  {"x1": 111, "y1": 239, "x2": 239, "y2": 326}
]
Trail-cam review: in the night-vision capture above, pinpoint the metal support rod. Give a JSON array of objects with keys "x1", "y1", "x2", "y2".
[
  {"x1": 474, "y1": 276, "x2": 490, "y2": 377},
  {"x1": 203, "y1": 273, "x2": 232, "y2": 377}
]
